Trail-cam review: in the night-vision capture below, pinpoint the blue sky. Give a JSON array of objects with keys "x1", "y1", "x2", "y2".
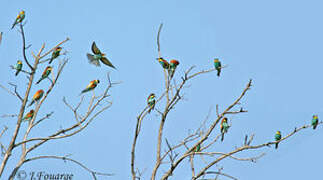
[{"x1": 1, "y1": 0, "x2": 323, "y2": 179}]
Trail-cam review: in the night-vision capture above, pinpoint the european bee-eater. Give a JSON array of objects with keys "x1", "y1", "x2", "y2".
[
  {"x1": 49, "y1": 46, "x2": 62, "y2": 64},
  {"x1": 147, "y1": 93, "x2": 156, "y2": 113},
  {"x1": 220, "y1": 117, "x2": 229, "y2": 142},
  {"x1": 169, "y1": 59, "x2": 180, "y2": 79},
  {"x1": 158, "y1": 57, "x2": 169, "y2": 69},
  {"x1": 87, "y1": 41, "x2": 116, "y2": 69},
  {"x1": 36, "y1": 66, "x2": 52, "y2": 84},
  {"x1": 214, "y1": 58, "x2": 222, "y2": 77},
  {"x1": 312, "y1": 115, "x2": 319, "y2": 130},
  {"x1": 14, "y1": 60, "x2": 23, "y2": 76},
  {"x1": 11, "y1": 10, "x2": 25, "y2": 29},
  {"x1": 81, "y1": 80, "x2": 100, "y2": 94},
  {"x1": 22, "y1": 109, "x2": 34, "y2": 122},
  {"x1": 28, "y1": 89, "x2": 44, "y2": 107},
  {"x1": 274, "y1": 131, "x2": 281, "y2": 149}
]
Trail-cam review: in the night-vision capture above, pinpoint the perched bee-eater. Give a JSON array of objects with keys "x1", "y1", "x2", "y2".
[
  {"x1": 49, "y1": 46, "x2": 62, "y2": 64},
  {"x1": 22, "y1": 109, "x2": 34, "y2": 122},
  {"x1": 214, "y1": 58, "x2": 222, "y2": 77},
  {"x1": 158, "y1": 57, "x2": 169, "y2": 69},
  {"x1": 36, "y1": 66, "x2": 52, "y2": 84},
  {"x1": 169, "y1": 59, "x2": 180, "y2": 79},
  {"x1": 312, "y1": 115, "x2": 319, "y2": 130},
  {"x1": 14, "y1": 60, "x2": 23, "y2": 76},
  {"x1": 87, "y1": 41, "x2": 116, "y2": 69},
  {"x1": 11, "y1": 10, "x2": 25, "y2": 29},
  {"x1": 274, "y1": 131, "x2": 281, "y2": 149},
  {"x1": 147, "y1": 93, "x2": 156, "y2": 113},
  {"x1": 81, "y1": 80, "x2": 100, "y2": 94},
  {"x1": 195, "y1": 143, "x2": 201, "y2": 152},
  {"x1": 28, "y1": 89, "x2": 44, "y2": 107},
  {"x1": 220, "y1": 117, "x2": 229, "y2": 142}
]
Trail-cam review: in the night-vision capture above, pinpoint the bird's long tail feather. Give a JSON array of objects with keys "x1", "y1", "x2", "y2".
[
  {"x1": 221, "y1": 133, "x2": 224, "y2": 142},
  {"x1": 36, "y1": 78, "x2": 42, "y2": 84},
  {"x1": 48, "y1": 57, "x2": 54, "y2": 64},
  {"x1": 28, "y1": 100, "x2": 34, "y2": 107},
  {"x1": 217, "y1": 69, "x2": 221, "y2": 77}
]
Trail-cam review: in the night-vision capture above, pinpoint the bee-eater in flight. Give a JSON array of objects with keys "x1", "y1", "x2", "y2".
[{"x1": 87, "y1": 41, "x2": 116, "y2": 69}]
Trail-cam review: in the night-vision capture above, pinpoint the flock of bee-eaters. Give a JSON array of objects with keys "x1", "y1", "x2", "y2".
[{"x1": 10, "y1": 10, "x2": 319, "y2": 149}]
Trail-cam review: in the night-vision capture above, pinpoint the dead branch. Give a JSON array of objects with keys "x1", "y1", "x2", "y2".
[
  {"x1": 160, "y1": 79, "x2": 252, "y2": 180},
  {"x1": 19, "y1": 24, "x2": 33, "y2": 70},
  {"x1": 192, "y1": 121, "x2": 323, "y2": 179}
]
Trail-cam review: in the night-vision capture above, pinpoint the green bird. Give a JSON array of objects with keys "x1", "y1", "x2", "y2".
[
  {"x1": 49, "y1": 46, "x2": 62, "y2": 64},
  {"x1": 147, "y1": 93, "x2": 156, "y2": 113},
  {"x1": 220, "y1": 117, "x2": 230, "y2": 142},
  {"x1": 14, "y1": 60, "x2": 23, "y2": 76},
  {"x1": 22, "y1": 109, "x2": 34, "y2": 122},
  {"x1": 28, "y1": 89, "x2": 44, "y2": 107},
  {"x1": 195, "y1": 143, "x2": 201, "y2": 152},
  {"x1": 214, "y1": 58, "x2": 222, "y2": 77},
  {"x1": 274, "y1": 131, "x2": 281, "y2": 149},
  {"x1": 158, "y1": 57, "x2": 169, "y2": 69},
  {"x1": 87, "y1": 41, "x2": 116, "y2": 69},
  {"x1": 11, "y1": 10, "x2": 25, "y2": 29},
  {"x1": 36, "y1": 66, "x2": 52, "y2": 84},
  {"x1": 169, "y1": 59, "x2": 180, "y2": 79},
  {"x1": 80, "y1": 80, "x2": 100, "y2": 94},
  {"x1": 312, "y1": 115, "x2": 319, "y2": 130}
]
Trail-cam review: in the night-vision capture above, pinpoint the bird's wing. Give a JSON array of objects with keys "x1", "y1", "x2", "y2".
[
  {"x1": 87, "y1": 53, "x2": 100, "y2": 67},
  {"x1": 42, "y1": 69, "x2": 48, "y2": 76},
  {"x1": 100, "y1": 57, "x2": 116, "y2": 69},
  {"x1": 86, "y1": 80, "x2": 97, "y2": 89},
  {"x1": 147, "y1": 96, "x2": 152, "y2": 104},
  {"x1": 91, "y1": 41, "x2": 101, "y2": 54}
]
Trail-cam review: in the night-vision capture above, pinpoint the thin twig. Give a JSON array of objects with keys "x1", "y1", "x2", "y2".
[
  {"x1": 157, "y1": 23, "x2": 163, "y2": 58},
  {"x1": 19, "y1": 23, "x2": 33, "y2": 70}
]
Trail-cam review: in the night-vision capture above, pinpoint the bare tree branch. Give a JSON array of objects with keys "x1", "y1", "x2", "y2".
[
  {"x1": 192, "y1": 121, "x2": 323, "y2": 179},
  {"x1": 157, "y1": 23, "x2": 163, "y2": 58},
  {"x1": 202, "y1": 170, "x2": 238, "y2": 180},
  {"x1": 19, "y1": 23, "x2": 33, "y2": 70},
  {"x1": 161, "y1": 79, "x2": 252, "y2": 180}
]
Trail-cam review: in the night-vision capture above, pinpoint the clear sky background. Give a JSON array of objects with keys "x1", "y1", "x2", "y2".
[{"x1": 0, "y1": 0, "x2": 323, "y2": 179}]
